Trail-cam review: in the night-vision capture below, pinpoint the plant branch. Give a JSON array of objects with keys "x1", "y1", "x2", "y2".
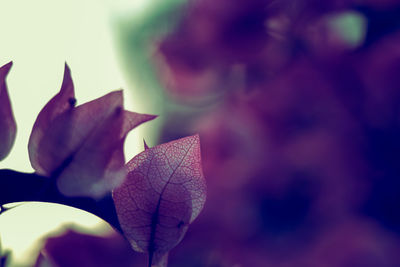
[{"x1": 0, "y1": 169, "x2": 122, "y2": 233}]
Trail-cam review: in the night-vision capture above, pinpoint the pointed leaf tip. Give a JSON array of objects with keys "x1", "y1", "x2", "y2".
[
  {"x1": 28, "y1": 64, "x2": 76, "y2": 174},
  {"x1": 112, "y1": 134, "x2": 206, "y2": 266},
  {"x1": 28, "y1": 68, "x2": 154, "y2": 198},
  {"x1": 121, "y1": 112, "x2": 157, "y2": 138},
  {"x1": 60, "y1": 63, "x2": 74, "y2": 96},
  {"x1": 0, "y1": 62, "x2": 17, "y2": 161},
  {"x1": 143, "y1": 139, "x2": 149, "y2": 150},
  {"x1": 64, "y1": 62, "x2": 70, "y2": 76},
  {"x1": 0, "y1": 62, "x2": 12, "y2": 75}
]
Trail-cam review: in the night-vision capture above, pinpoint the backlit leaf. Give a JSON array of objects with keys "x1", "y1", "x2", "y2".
[
  {"x1": 28, "y1": 65, "x2": 156, "y2": 198},
  {"x1": 112, "y1": 135, "x2": 206, "y2": 266},
  {"x1": 28, "y1": 63, "x2": 75, "y2": 173},
  {"x1": 0, "y1": 62, "x2": 16, "y2": 161}
]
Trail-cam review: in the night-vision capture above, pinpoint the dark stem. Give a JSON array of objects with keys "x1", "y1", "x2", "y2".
[{"x1": 0, "y1": 169, "x2": 122, "y2": 233}]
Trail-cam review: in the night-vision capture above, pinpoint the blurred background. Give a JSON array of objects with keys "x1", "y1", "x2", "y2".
[{"x1": 2, "y1": 0, "x2": 400, "y2": 266}]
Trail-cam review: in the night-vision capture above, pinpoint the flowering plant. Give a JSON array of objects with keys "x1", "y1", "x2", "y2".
[{"x1": 0, "y1": 62, "x2": 206, "y2": 267}]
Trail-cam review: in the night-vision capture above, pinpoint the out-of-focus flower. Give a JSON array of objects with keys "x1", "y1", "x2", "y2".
[
  {"x1": 352, "y1": 31, "x2": 400, "y2": 235},
  {"x1": 155, "y1": 0, "x2": 273, "y2": 103},
  {"x1": 167, "y1": 60, "x2": 370, "y2": 266},
  {"x1": 28, "y1": 65, "x2": 156, "y2": 198},
  {"x1": 137, "y1": 0, "x2": 400, "y2": 265},
  {"x1": 34, "y1": 229, "x2": 145, "y2": 267},
  {"x1": 155, "y1": 0, "x2": 371, "y2": 103},
  {"x1": 354, "y1": 31, "x2": 400, "y2": 127},
  {"x1": 0, "y1": 62, "x2": 16, "y2": 162},
  {"x1": 297, "y1": 218, "x2": 400, "y2": 267}
]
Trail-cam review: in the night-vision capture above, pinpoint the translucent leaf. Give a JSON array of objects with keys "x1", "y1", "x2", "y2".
[
  {"x1": 113, "y1": 135, "x2": 206, "y2": 266},
  {"x1": 28, "y1": 64, "x2": 75, "y2": 173},
  {"x1": 0, "y1": 62, "x2": 17, "y2": 161},
  {"x1": 28, "y1": 65, "x2": 156, "y2": 198}
]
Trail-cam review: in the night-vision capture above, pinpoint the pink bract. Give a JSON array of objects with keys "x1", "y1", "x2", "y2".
[
  {"x1": 35, "y1": 230, "x2": 143, "y2": 267},
  {"x1": 28, "y1": 64, "x2": 156, "y2": 198},
  {"x1": 112, "y1": 134, "x2": 206, "y2": 266},
  {"x1": 0, "y1": 62, "x2": 17, "y2": 161}
]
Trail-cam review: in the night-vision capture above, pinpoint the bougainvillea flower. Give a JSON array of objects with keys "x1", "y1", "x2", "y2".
[
  {"x1": 113, "y1": 135, "x2": 206, "y2": 267},
  {"x1": 298, "y1": 219, "x2": 400, "y2": 267},
  {"x1": 34, "y1": 230, "x2": 144, "y2": 267},
  {"x1": 28, "y1": 64, "x2": 156, "y2": 198},
  {"x1": 0, "y1": 62, "x2": 17, "y2": 161},
  {"x1": 155, "y1": 0, "x2": 271, "y2": 103}
]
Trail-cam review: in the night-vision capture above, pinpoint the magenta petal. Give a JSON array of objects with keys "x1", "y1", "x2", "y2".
[
  {"x1": 28, "y1": 65, "x2": 156, "y2": 197},
  {"x1": 53, "y1": 91, "x2": 126, "y2": 197},
  {"x1": 28, "y1": 63, "x2": 75, "y2": 173},
  {"x1": 0, "y1": 62, "x2": 17, "y2": 161},
  {"x1": 122, "y1": 111, "x2": 157, "y2": 138},
  {"x1": 35, "y1": 90, "x2": 155, "y2": 197},
  {"x1": 106, "y1": 111, "x2": 157, "y2": 176},
  {"x1": 34, "y1": 230, "x2": 141, "y2": 267},
  {"x1": 112, "y1": 134, "x2": 206, "y2": 266},
  {"x1": 57, "y1": 94, "x2": 156, "y2": 197}
]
